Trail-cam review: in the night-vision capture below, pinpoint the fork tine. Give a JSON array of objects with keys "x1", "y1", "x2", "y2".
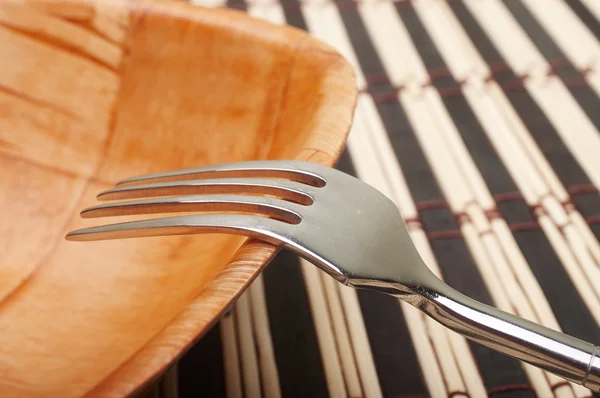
[
  {"x1": 97, "y1": 178, "x2": 314, "y2": 205},
  {"x1": 116, "y1": 160, "x2": 326, "y2": 188},
  {"x1": 80, "y1": 194, "x2": 302, "y2": 224},
  {"x1": 65, "y1": 214, "x2": 291, "y2": 243}
]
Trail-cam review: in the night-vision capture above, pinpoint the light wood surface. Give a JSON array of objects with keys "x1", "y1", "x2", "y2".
[{"x1": 0, "y1": 0, "x2": 356, "y2": 396}]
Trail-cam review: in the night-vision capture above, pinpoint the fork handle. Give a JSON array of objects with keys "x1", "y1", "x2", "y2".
[{"x1": 419, "y1": 282, "x2": 600, "y2": 391}]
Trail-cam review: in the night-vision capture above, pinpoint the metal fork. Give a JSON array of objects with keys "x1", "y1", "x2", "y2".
[{"x1": 66, "y1": 160, "x2": 600, "y2": 391}]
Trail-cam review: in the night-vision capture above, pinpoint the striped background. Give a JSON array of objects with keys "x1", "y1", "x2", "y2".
[{"x1": 145, "y1": 0, "x2": 600, "y2": 397}]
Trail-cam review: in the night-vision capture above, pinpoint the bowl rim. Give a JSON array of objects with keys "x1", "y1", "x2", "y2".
[{"x1": 79, "y1": 1, "x2": 358, "y2": 396}]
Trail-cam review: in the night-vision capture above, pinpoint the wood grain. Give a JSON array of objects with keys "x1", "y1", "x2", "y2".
[{"x1": 0, "y1": 0, "x2": 356, "y2": 396}]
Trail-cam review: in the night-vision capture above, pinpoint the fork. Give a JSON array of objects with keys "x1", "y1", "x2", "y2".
[{"x1": 66, "y1": 160, "x2": 600, "y2": 391}]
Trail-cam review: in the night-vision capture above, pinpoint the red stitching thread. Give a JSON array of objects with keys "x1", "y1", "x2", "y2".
[
  {"x1": 359, "y1": 58, "x2": 595, "y2": 102},
  {"x1": 586, "y1": 215, "x2": 600, "y2": 225},
  {"x1": 550, "y1": 381, "x2": 570, "y2": 391},
  {"x1": 484, "y1": 208, "x2": 502, "y2": 220},
  {"x1": 398, "y1": 194, "x2": 600, "y2": 236},
  {"x1": 361, "y1": 61, "x2": 593, "y2": 79},
  {"x1": 405, "y1": 217, "x2": 423, "y2": 230},
  {"x1": 493, "y1": 192, "x2": 524, "y2": 202},
  {"x1": 369, "y1": 91, "x2": 400, "y2": 103},
  {"x1": 493, "y1": 186, "x2": 598, "y2": 203},
  {"x1": 533, "y1": 194, "x2": 552, "y2": 215},
  {"x1": 479, "y1": 229, "x2": 493, "y2": 237},
  {"x1": 416, "y1": 199, "x2": 449, "y2": 211},
  {"x1": 419, "y1": 218, "x2": 600, "y2": 238},
  {"x1": 448, "y1": 391, "x2": 470, "y2": 398},
  {"x1": 412, "y1": 193, "x2": 600, "y2": 218},
  {"x1": 487, "y1": 384, "x2": 534, "y2": 396},
  {"x1": 531, "y1": 205, "x2": 546, "y2": 217},
  {"x1": 509, "y1": 222, "x2": 540, "y2": 232},
  {"x1": 428, "y1": 230, "x2": 463, "y2": 240},
  {"x1": 455, "y1": 211, "x2": 471, "y2": 225},
  {"x1": 556, "y1": 223, "x2": 570, "y2": 235},
  {"x1": 567, "y1": 184, "x2": 599, "y2": 195},
  {"x1": 562, "y1": 199, "x2": 576, "y2": 212},
  {"x1": 422, "y1": 223, "x2": 542, "y2": 237},
  {"x1": 365, "y1": 74, "x2": 600, "y2": 101},
  {"x1": 416, "y1": 198, "x2": 524, "y2": 209},
  {"x1": 391, "y1": 395, "x2": 429, "y2": 398}
]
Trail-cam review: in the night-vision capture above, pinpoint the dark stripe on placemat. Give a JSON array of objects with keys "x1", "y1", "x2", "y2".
[
  {"x1": 564, "y1": 0, "x2": 600, "y2": 40},
  {"x1": 280, "y1": 0, "x2": 307, "y2": 33},
  {"x1": 391, "y1": 3, "x2": 535, "y2": 394},
  {"x1": 262, "y1": 250, "x2": 329, "y2": 398},
  {"x1": 178, "y1": 323, "x2": 226, "y2": 397},
  {"x1": 446, "y1": 0, "x2": 600, "y2": 344},
  {"x1": 502, "y1": 0, "x2": 600, "y2": 131},
  {"x1": 334, "y1": 147, "x2": 356, "y2": 178},
  {"x1": 355, "y1": 290, "x2": 427, "y2": 398},
  {"x1": 337, "y1": 149, "x2": 428, "y2": 397},
  {"x1": 141, "y1": 384, "x2": 160, "y2": 398},
  {"x1": 225, "y1": 0, "x2": 245, "y2": 11},
  {"x1": 573, "y1": 190, "x2": 600, "y2": 238}
]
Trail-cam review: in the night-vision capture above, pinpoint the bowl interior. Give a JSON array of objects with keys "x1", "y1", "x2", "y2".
[{"x1": 0, "y1": 0, "x2": 355, "y2": 396}]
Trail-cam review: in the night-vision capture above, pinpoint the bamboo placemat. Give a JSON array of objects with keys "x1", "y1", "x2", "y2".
[{"x1": 149, "y1": 0, "x2": 600, "y2": 397}]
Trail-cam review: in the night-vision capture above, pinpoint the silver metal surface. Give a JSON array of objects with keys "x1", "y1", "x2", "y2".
[{"x1": 67, "y1": 160, "x2": 600, "y2": 391}]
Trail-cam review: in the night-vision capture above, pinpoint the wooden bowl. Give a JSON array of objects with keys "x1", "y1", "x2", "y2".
[{"x1": 0, "y1": 0, "x2": 356, "y2": 396}]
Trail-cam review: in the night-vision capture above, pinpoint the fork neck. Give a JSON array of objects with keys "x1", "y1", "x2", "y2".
[{"x1": 371, "y1": 275, "x2": 600, "y2": 392}]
